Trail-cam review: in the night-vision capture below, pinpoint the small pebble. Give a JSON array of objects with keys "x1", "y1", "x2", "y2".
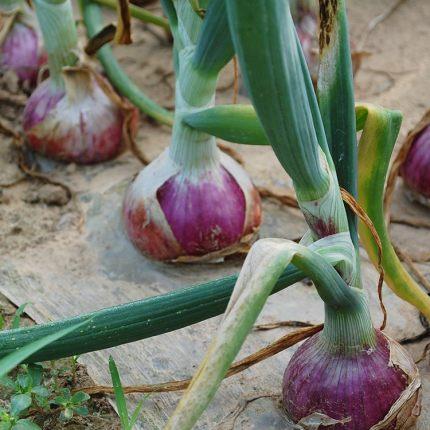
[{"x1": 66, "y1": 163, "x2": 77, "y2": 174}]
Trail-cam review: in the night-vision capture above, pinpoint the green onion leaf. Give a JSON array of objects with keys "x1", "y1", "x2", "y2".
[
  {"x1": 0, "y1": 320, "x2": 89, "y2": 379},
  {"x1": 357, "y1": 103, "x2": 430, "y2": 320},
  {"x1": 109, "y1": 356, "x2": 130, "y2": 429},
  {"x1": 226, "y1": 0, "x2": 329, "y2": 200},
  {"x1": 317, "y1": 0, "x2": 358, "y2": 249}
]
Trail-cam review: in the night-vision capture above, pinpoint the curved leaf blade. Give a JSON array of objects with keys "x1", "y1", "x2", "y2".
[{"x1": 357, "y1": 103, "x2": 430, "y2": 320}]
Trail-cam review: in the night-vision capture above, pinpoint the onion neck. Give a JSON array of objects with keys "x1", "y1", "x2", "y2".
[
  {"x1": 321, "y1": 292, "x2": 376, "y2": 354},
  {"x1": 169, "y1": 48, "x2": 220, "y2": 174},
  {"x1": 33, "y1": 0, "x2": 78, "y2": 88}
]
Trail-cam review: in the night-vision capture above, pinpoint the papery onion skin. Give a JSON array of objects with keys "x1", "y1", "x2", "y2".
[
  {"x1": 400, "y1": 125, "x2": 430, "y2": 203},
  {"x1": 1, "y1": 21, "x2": 43, "y2": 85},
  {"x1": 22, "y1": 72, "x2": 126, "y2": 164},
  {"x1": 283, "y1": 330, "x2": 418, "y2": 430},
  {"x1": 123, "y1": 152, "x2": 262, "y2": 261}
]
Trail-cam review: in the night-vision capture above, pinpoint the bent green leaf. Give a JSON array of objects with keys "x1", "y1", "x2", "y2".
[
  {"x1": 166, "y1": 234, "x2": 368, "y2": 430},
  {"x1": 183, "y1": 103, "x2": 366, "y2": 147},
  {"x1": 357, "y1": 102, "x2": 430, "y2": 320}
]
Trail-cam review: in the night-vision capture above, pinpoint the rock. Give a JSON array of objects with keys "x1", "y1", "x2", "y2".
[{"x1": 65, "y1": 163, "x2": 77, "y2": 174}]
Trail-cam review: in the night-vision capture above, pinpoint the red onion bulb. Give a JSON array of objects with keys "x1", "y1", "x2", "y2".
[
  {"x1": 400, "y1": 124, "x2": 430, "y2": 206},
  {"x1": 123, "y1": 151, "x2": 262, "y2": 262},
  {"x1": 23, "y1": 67, "x2": 133, "y2": 164},
  {"x1": 283, "y1": 330, "x2": 421, "y2": 429},
  {"x1": 0, "y1": 8, "x2": 46, "y2": 86}
]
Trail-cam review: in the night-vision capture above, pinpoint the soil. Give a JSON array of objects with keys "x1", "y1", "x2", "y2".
[{"x1": 1, "y1": 0, "x2": 430, "y2": 429}]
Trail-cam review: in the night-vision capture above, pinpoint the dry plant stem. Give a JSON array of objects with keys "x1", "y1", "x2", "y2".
[
  {"x1": 220, "y1": 393, "x2": 279, "y2": 428},
  {"x1": 0, "y1": 117, "x2": 22, "y2": 141},
  {"x1": 351, "y1": 50, "x2": 371, "y2": 76},
  {"x1": 415, "y1": 343, "x2": 430, "y2": 364},
  {"x1": 257, "y1": 187, "x2": 299, "y2": 208},
  {"x1": 127, "y1": 138, "x2": 150, "y2": 165},
  {"x1": 18, "y1": 153, "x2": 85, "y2": 231},
  {"x1": 18, "y1": 157, "x2": 72, "y2": 202},
  {"x1": 0, "y1": 178, "x2": 26, "y2": 188},
  {"x1": 358, "y1": 0, "x2": 409, "y2": 50},
  {"x1": 393, "y1": 243, "x2": 430, "y2": 293},
  {"x1": 84, "y1": 23, "x2": 116, "y2": 56},
  {"x1": 232, "y1": 55, "x2": 238, "y2": 104},
  {"x1": 114, "y1": 0, "x2": 132, "y2": 44},
  {"x1": 400, "y1": 330, "x2": 430, "y2": 346},
  {"x1": 75, "y1": 324, "x2": 323, "y2": 395},
  {"x1": 0, "y1": 122, "x2": 76, "y2": 193},
  {"x1": 390, "y1": 216, "x2": 430, "y2": 230},
  {"x1": 340, "y1": 188, "x2": 387, "y2": 330},
  {"x1": 253, "y1": 320, "x2": 314, "y2": 331},
  {"x1": 216, "y1": 142, "x2": 244, "y2": 165},
  {"x1": 385, "y1": 110, "x2": 430, "y2": 220}
]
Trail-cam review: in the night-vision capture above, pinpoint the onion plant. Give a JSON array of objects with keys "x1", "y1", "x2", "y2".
[
  {"x1": 0, "y1": 0, "x2": 428, "y2": 427},
  {"x1": 22, "y1": 0, "x2": 137, "y2": 164},
  {"x1": 165, "y1": 1, "x2": 422, "y2": 428},
  {"x1": 0, "y1": 0, "x2": 46, "y2": 86},
  {"x1": 120, "y1": 0, "x2": 261, "y2": 261}
]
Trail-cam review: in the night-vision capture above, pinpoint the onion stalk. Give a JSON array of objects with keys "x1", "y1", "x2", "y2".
[
  {"x1": 166, "y1": 1, "x2": 421, "y2": 428},
  {"x1": 81, "y1": 0, "x2": 174, "y2": 126},
  {"x1": 0, "y1": 0, "x2": 46, "y2": 86},
  {"x1": 122, "y1": 0, "x2": 261, "y2": 262},
  {"x1": 22, "y1": 0, "x2": 136, "y2": 164}
]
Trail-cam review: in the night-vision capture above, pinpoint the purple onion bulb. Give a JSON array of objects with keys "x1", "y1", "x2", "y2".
[
  {"x1": 123, "y1": 151, "x2": 262, "y2": 261},
  {"x1": 283, "y1": 330, "x2": 421, "y2": 429},
  {"x1": 400, "y1": 124, "x2": 430, "y2": 205},
  {"x1": 1, "y1": 21, "x2": 43, "y2": 84},
  {"x1": 23, "y1": 68, "x2": 130, "y2": 164}
]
